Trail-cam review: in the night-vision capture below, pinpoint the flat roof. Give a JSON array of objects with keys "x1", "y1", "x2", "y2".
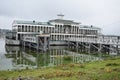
[
  {"x1": 13, "y1": 20, "x2": 53, "y2": 26},
  {"x1": 49, "y1": 19, "x2": 80, "y2": 25}
]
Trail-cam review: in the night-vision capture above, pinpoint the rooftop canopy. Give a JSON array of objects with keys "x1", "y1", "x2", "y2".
[
  {"x1": 13, "y1": 20, "x2": 53, "y2": 26},
  {"x1": 49, "y1": 19, "x2": 80, "y2": 25}
]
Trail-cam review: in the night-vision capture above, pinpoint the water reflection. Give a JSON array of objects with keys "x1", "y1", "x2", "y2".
[
  {"x1": 0, "y1": 39, "x2": 119, "y2": 71},
  {"x1": 2, "y1": 45, "x2": 103, "y2": 71}
]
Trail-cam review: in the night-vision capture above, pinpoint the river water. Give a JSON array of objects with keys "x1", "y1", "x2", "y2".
[{"x1": 0, "y1": 38, "x2": 119, "y2": 71}]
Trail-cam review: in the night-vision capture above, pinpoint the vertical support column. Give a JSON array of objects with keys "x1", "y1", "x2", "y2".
[
  {"x1": 43, "y1": 36, "x2": 47, "y2": 51},
  {"x1": 117, "y1": 37, "x2": 119, "y2": 54},
  {"x1": 76, "y1": 42, "x2": 78, "y2": 53},
  {"x1": 86, "y1": 43, "x2": 88, "y2": 53},
  {"x1": 36, "y1": 44, "x2": 39, "y2": 67},
  {"x1": 88, "y1": 43, "x2": 91, "y2": 54},
  {"x1": 15, "y1": 50, "x2": 18, "y2": 65},
  {"x1": 36, "y1": 26, "x2": 38, "y2": 32},
  {"x1": 20, "y1": 26, "x2": 22, "y2": 32},
  {"x1": 48, "y1": 37, "x2": 50, "y2": 50},
  {"x1": 81, "y1": 42, "x2": 83, "y2": 52},
  {"x1": 68, "y1": 40, "x2": 70, "y2": 48},
  {"x1": 61, "y1": 25, "x2": 64, "y2": 33},
  {"x1": 109, "y1": 45, "x2": 111, "y2": 54},
  {"x1": 37, "y1": 36, "x2": 40, "y2": 51},
  {"x1": 30, "y1": 26, "x2": 32, "y2": 32},
  {"x1": 23, "y1": 41, "x2": 25, "y2": 51},
  {"x1": 29, "y1": 42, "x2": 31, "y2": 49},
  {"x1": 98, "y1": 44, "x2": 101, "y2": 53},
  {"x1": 116, "y1": 45, "x2": 118, "y2": 54},
  {"x1": 98, "y1": 44, "x2": 102, "y2": 58}
]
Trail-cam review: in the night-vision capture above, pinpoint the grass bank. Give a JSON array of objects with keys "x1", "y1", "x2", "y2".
[{"x1": 0, "y1": 57, "x2": 120, "y2": 80}]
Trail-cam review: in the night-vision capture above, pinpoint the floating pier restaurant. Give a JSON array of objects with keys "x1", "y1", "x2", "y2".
[{"x1": 5, "y1": 14, "x2": 120, "y2": 54}]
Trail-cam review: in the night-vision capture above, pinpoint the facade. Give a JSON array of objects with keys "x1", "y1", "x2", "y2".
[{"x1": 11, "y1": 15, "x2": 101, "y2": 45}]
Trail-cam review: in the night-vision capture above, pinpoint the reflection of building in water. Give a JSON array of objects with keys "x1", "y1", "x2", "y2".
[
  {"x1": 63, "y1": 50, "x2": 102, "y2": 63},
  {"x1": 5, "y1": 46, "x2": 37, "y2": 69},
  {"x1": 5, "y1": 45, "x2": 20, "y2": 52},
  {"x1": 49, "y1": 49, "x2": 102, "y2": 65},
  {"x1": 5, "y1": 45, "x2": 103, "y2": 70},
  {"x1": 50, "y1": 49, "x2": 64, "y2": 65}
]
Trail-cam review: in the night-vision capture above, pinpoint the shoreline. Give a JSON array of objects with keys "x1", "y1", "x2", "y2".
[{"x1": 0, "y1": 57, "x2": 120, "y2": 80}]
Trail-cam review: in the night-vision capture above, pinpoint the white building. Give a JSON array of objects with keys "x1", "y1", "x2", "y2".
[{"x1": 10, "y1": 15, "x2": 101, "y2": 45}]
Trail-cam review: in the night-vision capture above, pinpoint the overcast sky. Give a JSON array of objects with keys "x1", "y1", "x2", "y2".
[{"x1": 0, "y1": 0, "x2": 120, "y2": 35}]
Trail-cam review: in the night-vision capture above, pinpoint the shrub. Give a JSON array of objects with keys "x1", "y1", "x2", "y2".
[
  {"x1": 113, "y1": 68, "x2": 120, "y2": 72},
  {"x1": 104, "y1": 67, "x2": 112, "y2": 73},
  {"x1": 105, "y1": 63, "x2": 119, "y2": 66}
]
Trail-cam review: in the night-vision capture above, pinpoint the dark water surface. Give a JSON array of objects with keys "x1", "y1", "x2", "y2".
[{"x1": 0, "y1": 38, "x2": 118, "y2": 71}]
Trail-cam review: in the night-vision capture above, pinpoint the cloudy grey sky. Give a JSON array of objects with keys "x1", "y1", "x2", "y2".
[{"x1": 0, "y1": 0, "x2": 120, "y2": 35}]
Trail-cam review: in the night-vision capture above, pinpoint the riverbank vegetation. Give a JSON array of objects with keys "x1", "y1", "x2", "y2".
[{"x1": 0, "y1": 57, "x2": 120, "y2": 80}]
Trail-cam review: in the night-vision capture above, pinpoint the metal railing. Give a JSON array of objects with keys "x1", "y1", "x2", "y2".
[{"x1": 65, "y1": 35, "x2": 120, "y2": 45}]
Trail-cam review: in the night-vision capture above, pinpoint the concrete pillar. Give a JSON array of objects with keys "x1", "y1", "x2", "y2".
[
  {"x1": 117, "y1": 37, "x2": 119, "y2": 54},
  {"x1": 24, "y1": 41, "x2": 25, "y2": 50},
  {"x1": 43, "y1": 37, "x2": 47, "y2": 51},
  {"x1": 88, "y1": 43, "x2": 91, "y2": 54},
  {"x1": 116, "y1": 45, "x2": 118, "y2": 54},
  {"x1": 37, "y1": 37, "x2": 39, "y2": 51},
  {"x1": 98, "y1": 44, "x2": 102, "y2": 58},
  {"x1": 48, "y1": 37, "x2": 50, "y2": 50},
  {"x1": 76, "y1": 42, "x2": 79, "y2": 53}
]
